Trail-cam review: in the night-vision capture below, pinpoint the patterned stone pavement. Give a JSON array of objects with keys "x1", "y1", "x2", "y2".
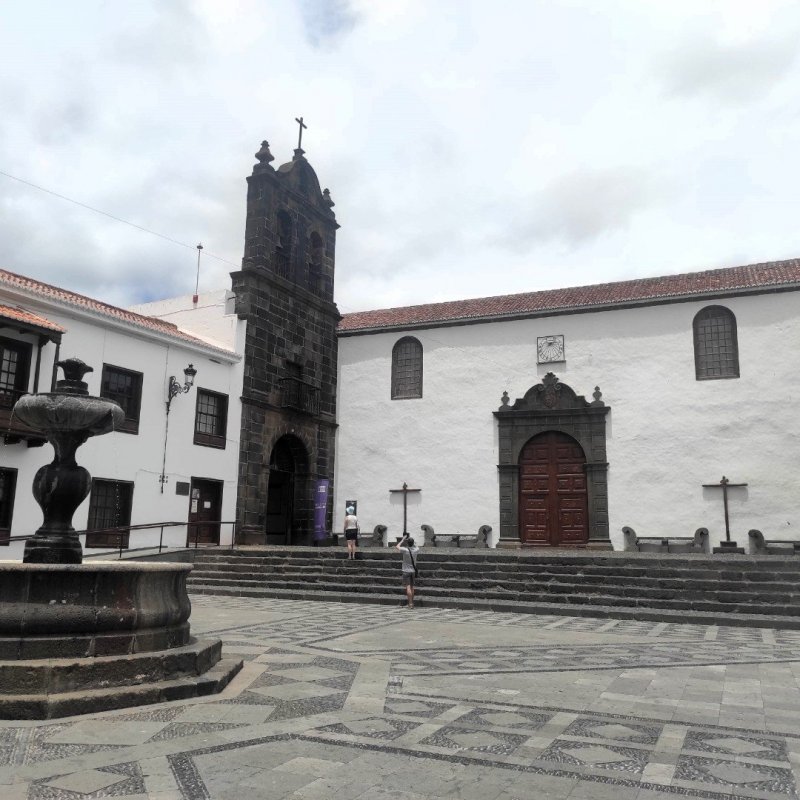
[{"x1": 3, "y1": 596, "x2": 800, "y2": 799}]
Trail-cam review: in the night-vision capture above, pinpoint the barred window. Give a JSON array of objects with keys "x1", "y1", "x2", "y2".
[
  {"x1": 194, "y1": 389, "x2": 228, "y2": 448},
  {"x1": 0, "y1": 338, "x2": 30, "y2": 410},
  {"x1": 693, "y1": 306, "x2": 739, "y2": 380},
  {"x1": 0, "y1": 468, "x2": 17, "y2": 545},
  {"x1": 391, "y1": 337, "x2": 423, "y2": 399},
  {"x1": 85, "y1": 479, "x2": 133, "y2": 548},
  {"x1": 275, "y1": 210, "x2": 292, "y2": 279},
  {"x1": 100, "y1": 364, "x2": 142, "y2": 434}
]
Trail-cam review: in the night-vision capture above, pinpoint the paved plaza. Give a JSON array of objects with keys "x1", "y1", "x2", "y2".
[{"x1": 3, "y1": 597, "x2": 800, "y2": 799}]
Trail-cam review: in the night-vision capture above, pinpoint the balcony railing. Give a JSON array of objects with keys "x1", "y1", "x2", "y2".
[
  {"x1": 0, "y1": 389, "x2": 45, "y2": 445},
  {"x1": 274, "y1": 249, "x2": 291, "y2": 280},
  {"x1": 279, "y1": 377, "x2": 320, "y2": 415}
]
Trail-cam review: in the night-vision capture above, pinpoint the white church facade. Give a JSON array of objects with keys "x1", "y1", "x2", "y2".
[{"x1": 334, "y1": 261, "x2": 800, "y2": 550}]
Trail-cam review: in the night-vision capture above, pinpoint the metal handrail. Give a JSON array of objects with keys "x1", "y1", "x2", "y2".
[{"x1": 6, "y1": 519, "x2": 239, "y2": 559}]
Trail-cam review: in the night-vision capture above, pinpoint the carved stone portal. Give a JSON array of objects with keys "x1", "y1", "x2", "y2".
[{"x1": 493, "y1": 373, "x2": 610, "y2": 548}]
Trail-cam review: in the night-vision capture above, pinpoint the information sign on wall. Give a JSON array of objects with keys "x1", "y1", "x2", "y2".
[{"x1": 313, "y1": 479, "x2": 331, "y2": 541}]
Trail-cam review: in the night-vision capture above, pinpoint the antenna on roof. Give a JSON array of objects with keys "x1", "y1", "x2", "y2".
[{"x1": 193, "y1": 243, "x2": 203, "y2": 305}]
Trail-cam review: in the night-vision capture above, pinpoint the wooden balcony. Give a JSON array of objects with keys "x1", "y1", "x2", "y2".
[
  {"x1": 0, "y1": 390, "x2": 45, "y2": 446},
  {"x1": 279, "y1": 377, "x2": 320, "y2": 416}
]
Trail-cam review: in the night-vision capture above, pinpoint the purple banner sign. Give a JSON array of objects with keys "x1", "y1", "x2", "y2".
[{"x1": 313, "y1": 479, "x2": 330, "y2": 541}]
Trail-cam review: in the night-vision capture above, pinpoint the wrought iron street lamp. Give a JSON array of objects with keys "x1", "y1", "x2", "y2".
[
  {"x1": 161, "y1": 363, "x2": 197, "y2": 492},
  {"x1": 166, "y1": 363, "x2": 197, "y2": 415}
]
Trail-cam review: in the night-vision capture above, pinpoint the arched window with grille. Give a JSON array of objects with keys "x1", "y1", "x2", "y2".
[
  {"x1": 391, "y1": 337, "x2": 423, "y2": 399},
  {"x1": 693, "y1": 305, "x2": 739, "y2": 380},
  {"x1": 308, "y1": 231, "x2": 324, "y2": 267},
  {"x1": 275, "y1": 210, "x2": 292, "y2": 279}
]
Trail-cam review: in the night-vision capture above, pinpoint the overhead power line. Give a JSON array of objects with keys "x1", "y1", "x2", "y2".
[{"x1": 0, "y1": 169, "x2": 241, "y2": 269}]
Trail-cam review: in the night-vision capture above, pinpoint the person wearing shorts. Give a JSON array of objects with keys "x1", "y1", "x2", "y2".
[
  {"x1": 396, "y1": 535, "x2": 419, "y2": 608},
  {"x1": 343, "y1": 506, "x2": 359, "y2": 559}
]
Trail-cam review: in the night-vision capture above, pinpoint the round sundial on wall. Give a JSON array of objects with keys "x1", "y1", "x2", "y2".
[{"x1": 537, "y1": 335, "x2": 565, "y2": 364}]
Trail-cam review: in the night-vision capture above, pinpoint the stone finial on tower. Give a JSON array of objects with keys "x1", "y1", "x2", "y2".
[{"x1": 254, "y1": 140, "x2": 275, "y2": 169}]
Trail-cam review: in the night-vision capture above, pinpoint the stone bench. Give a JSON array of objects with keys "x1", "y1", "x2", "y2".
[
  {"x1": 422, "y1": 524, "x2": 491, "y2": 548},
  {"x1": 358, "y1": 525, "x2": 387, "y2": 548},
  {"x1": 748, "y1": 529, "x2": 800, "y2": 555},
  {"x1": 622, "y1": 526, "x2": 709, "y2": 554}
]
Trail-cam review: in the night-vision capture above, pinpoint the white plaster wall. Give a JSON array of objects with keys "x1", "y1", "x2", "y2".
[
  {"x1": 334, "y1": 292, "x2": 800, "y2": 550},
  {"x1": 1, "y1": 296, "x2": 243, "y2": 561},
  {"x1": 130, "y1": 290, "x2": 239, "y2": 351}
]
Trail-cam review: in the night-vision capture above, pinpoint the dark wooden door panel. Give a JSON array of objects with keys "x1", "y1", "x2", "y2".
[
  {"x1": 519, "y1": 431, "x2": 588, "y2": 546},
  {"x1": 556, "y1": 475, "x2": 586, "y2": 492},
  {"x1": 188, "y1": 479, "x2": 222, "y2": 545},
  {"x1": 521, "y1": 476, "x2": 549, "y2": 493}
]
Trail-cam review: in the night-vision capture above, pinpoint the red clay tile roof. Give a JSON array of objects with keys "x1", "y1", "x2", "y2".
[
  {"x1": 338, "y1": 258, "x2": 800, "y2": 333},
  {"x1": 0, "y1": 304, "x2": 66, "y2": 333},
  {"x1": 0, "y1": 268, "x2": 235, "y2": 356}
]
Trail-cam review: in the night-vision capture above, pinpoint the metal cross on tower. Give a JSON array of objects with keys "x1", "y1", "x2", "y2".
[
  {"x1": 295, "y1": 116, "x2": 307, "y2": 150},
  {"x1": 389, "y1": 482, "x2": 421, "y2": 536}
]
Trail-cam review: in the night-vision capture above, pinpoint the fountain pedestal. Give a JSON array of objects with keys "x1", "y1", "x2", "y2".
[
  {"x1": 0, "y1": 359, "x2": 242, "y2": 719},
  {"x1": 0, "y1": 561, "x2": 241, "y2": 719},
  {"x1": 13, "y1": 359, "x2": 122, "y2": 565}
]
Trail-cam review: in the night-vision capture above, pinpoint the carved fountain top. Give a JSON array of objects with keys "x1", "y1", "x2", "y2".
[
  {"x1": 55, "y1": 358, "x2": 93, "y2": 396},
  {"x1": 13, "y1": 359, "x2": 123, "y2": 435}
]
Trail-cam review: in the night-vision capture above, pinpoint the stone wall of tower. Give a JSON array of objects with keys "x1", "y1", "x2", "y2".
[
  {"x1": 231, "y1": 144, "x2": 340, "y2": 543},
  {"x1": 242, "y1": 148, "x2": 337, "y2": 301}
]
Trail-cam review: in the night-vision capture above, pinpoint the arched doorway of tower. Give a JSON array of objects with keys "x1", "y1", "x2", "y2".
[
  {"x1": 265, "y1": 434, "x2": 310, "y2": 545},
  {"x1": 518, "y1": 430, "x2": 589, "y2": 546}
]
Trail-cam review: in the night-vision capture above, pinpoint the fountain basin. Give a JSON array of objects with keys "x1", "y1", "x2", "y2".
[
  {"x1": 1, "y1": 358, "x2": 242, "y2": 719},
  {"x1": 0, "y1": 562, "x2": 192, "y2": 657},
  {"x1": 13, "y1": 392, "x2": 124, "y2": 435}
]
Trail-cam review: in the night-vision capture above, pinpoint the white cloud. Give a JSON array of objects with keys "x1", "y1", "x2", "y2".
[
  {"x1": 659, "y1": 32, "x2": 800, "y2": 103},
  {"x1": 1, "y1": 0, "x2": 800, "y2": 315}
]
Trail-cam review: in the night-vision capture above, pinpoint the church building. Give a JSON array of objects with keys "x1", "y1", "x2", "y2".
[
  {"x1": 334, "y1": 262, "x2": 800, "y2": 549},
  {"x1": 211, "y1": 140, "x2": 800, "y2": 551},
  {"x1": 3, "y1": 139, "x2": 799, "y2": 555}
]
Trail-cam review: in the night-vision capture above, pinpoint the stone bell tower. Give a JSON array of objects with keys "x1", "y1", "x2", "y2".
[{"x1": 231, "y1": 135, "x2": 340, "y2": 545}]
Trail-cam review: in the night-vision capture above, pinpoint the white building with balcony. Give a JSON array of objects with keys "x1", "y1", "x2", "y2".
[{"x1": 0, "y1": 269, "x2": 243, "y2": 559}]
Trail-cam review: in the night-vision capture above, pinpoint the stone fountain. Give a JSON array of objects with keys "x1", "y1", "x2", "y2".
[{"x1": 0, "y1": 359, "x2": 241, "y2": 719}]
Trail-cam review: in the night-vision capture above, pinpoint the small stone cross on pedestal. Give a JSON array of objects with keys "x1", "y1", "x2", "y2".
[
  {"x1": 703, "y1": 475, "x2": 748, "y2": 554},
  {"x1": 389, "y1": 482, "x2": 421, "y2": 537}
]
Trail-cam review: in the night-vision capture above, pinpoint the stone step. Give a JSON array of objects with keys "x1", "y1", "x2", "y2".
[
  {"x1": 197, "y1": 546, "x2": 800, "y2": 561},
  {"x1": 186, "y1": 576, "x2": 800, "y2": 614},
  {"x1": 194, "y1": 552, "x2": 800, "y2": 576},
  {"x1": 0, "y1": 657, "x2": 243, "y2": 720},
  {"x1": 0, "y1": 638, "x2": 222, "y2": 695},
  {"x1": 186, "y1": 585, "x2": 800, "y2": 630},
  {"x1": 187, "y1": 566, "x2": 800, "y2": 595},
  {"x1": 192, "y1": 562, "x2": 800, "y2": 591},
  {"x1": 186, "y1": 571, "x2": 800, "y2": 602},
  {"x1": 187, "y1": 549, "x2": 800, "y2": 626}
]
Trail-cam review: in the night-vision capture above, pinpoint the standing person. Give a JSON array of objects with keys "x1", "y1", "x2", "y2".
[
  {"x1": 396, "y1": 535, "x2": 419, "y2": 608},
  {"x1": 343, "y1": 505, "x2": 360, "y2": 559}
]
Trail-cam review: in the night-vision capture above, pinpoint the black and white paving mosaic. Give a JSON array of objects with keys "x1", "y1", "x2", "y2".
[{"x1": 3, "y1": 594, "x2": 800, "y2": 798}]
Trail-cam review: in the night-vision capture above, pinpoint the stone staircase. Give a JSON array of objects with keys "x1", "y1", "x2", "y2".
[{"x1": 186, "y1": 547, "x2": 800, "y2": 628}]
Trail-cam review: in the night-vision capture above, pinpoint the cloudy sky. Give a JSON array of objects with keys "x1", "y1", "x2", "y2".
[{"x1": 3, "y1": 0, "x2": 800, "y2": 313}]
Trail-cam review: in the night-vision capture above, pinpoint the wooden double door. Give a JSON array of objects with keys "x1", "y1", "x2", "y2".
[
  {"x1": 187, "y1": 478, "x2": 222, "y2": 545},
  {"x1": 519, "y1": 431, "x2": 589, "y2": 546}
]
